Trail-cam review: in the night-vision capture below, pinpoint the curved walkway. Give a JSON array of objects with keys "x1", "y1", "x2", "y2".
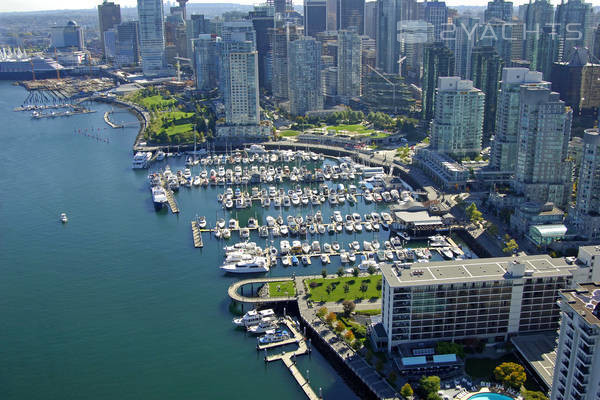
[{"x1": 228, "y1": 277, "x2": 296, "y2": 303}]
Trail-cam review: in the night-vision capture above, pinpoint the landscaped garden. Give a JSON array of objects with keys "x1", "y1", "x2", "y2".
[
  {"x1": 306, "y1": 276, "x2": 382, "y2": 302},
  {"x1": 124, "y1": 87, "x2": 216, "y2": 145}
]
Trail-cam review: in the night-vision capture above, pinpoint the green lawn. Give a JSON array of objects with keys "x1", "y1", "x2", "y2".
[
  {"x1": 306, "y1": 276, "x2": 382, "y2": 302},
  {"x1": 279, "y1": 130, "x2": 300, "y2": 137},
  {"x1": 325, "y1": 124, "x2": 373, "y2": 134},
  {"x1": 138, "y1": 95, "x2": 176, "y2": 109},
  {"x1": 269, "y1": 281, "x2": 296, "y2": 297},
  {"x1": 164, "y1": 123, "x2": 194, "y2": 136}
]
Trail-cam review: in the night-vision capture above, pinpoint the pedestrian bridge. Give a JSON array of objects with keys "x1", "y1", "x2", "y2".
[{"x1": 227, "y1": 277, "x2": 297, "y2": 304}]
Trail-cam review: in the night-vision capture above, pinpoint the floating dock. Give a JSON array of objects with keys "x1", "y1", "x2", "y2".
[
  {"x1": 261, "y1": 317, "x2": 319, "y2": 400},
  {"x1": 164, "y1": 188, "x2": 179, "y2": 214},
  {"x1": 191, "y1": 221, "x2": 203, "y2": 248}
]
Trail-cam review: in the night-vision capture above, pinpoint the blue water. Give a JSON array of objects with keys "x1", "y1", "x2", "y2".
[
  {"x1": 468, "y1": 393, "x2": 514, "y2": 400},
  {"x1": 0, "y1": 81, "x2": 359, "y2": 400}
]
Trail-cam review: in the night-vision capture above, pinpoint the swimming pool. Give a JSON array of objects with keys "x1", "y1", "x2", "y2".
[{"x1": 468, "y1": 393, "x2": 514, "y2": 400}]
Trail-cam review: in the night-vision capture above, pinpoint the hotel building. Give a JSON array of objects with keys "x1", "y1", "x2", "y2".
[{"x1": 380, "y1": 247, "x2": 600, "y2": 353}]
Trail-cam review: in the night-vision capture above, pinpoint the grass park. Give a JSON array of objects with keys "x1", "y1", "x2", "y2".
[
  {"x1": 306, "y1": 276, "x2": 382, "y2": 302},
  {"x1": 268, "y1": 281, "x2": 296, "y2": 297}
]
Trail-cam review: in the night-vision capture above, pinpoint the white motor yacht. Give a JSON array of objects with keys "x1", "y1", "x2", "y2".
[
  {"x1": 233, "y1": 309, "x2": 275, "y2": 327},
  {"x1": 221, "y1": 257, "x2": 270, "y2": 274}
]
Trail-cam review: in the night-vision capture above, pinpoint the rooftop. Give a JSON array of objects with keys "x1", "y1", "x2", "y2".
[
  {"x1": 381, "y1": 255, "x2": 578, "y2": 287},
  {"x1": 561, "y1": 282, "x2": 600, "y2": 327}
]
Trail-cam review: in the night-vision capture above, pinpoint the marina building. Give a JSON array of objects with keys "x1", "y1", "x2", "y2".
[
  {"x1": 571, "y1": 129, "x2": 600, "y2": 241},
  {"x1": 430, "y1": 77, "x2": 485, "y2": 158},
  {"x1": 513, "y1": 85, "x2": 573, "y2": 208},
  {"x1": 490, "y1": 68, "x2": 548, "y2": 174},
  {"x1": 550, "y1": 279, "x2": 600, "y2": 400},
  {"x1": 137, "y1": 0, "x2": 167, "y2": 76},
  {"x1": 380, "y1": 247, "x2": 600, "y2": 353},
  {"x1": 288, "y1": 37, "x2": 323, "y2": 116}
]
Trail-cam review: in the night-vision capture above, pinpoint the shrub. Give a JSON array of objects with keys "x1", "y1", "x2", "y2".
[{"x1": 316, "y1": 307, "x2": 328, "y2": 318}]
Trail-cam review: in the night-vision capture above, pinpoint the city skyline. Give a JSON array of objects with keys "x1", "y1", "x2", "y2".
[{"x1": 4, "y1": 0, "x2": 600, "y2": 13}]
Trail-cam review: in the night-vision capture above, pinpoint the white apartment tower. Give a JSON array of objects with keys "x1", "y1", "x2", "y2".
[
  {"x1": 551, "y1": 280, "x2": 600, "y2": 400},
  {"x1": 490, "y1": 68, "x2": 549, "y2": 173},
  {"x1": 219, "y1": 22, "x2": 260, "y2": 125},
  {"x1": 431, "y1": 77, "x2": 485, "y2": 158},
  {"x1": 514, "y1": 85, "x2": 573, "y2": 208},
  {"x1": 572, "y1": 129, "x2": 600, "y2": 240}
]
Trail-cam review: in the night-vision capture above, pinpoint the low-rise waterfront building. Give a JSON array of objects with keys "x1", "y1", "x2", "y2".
[
  {"x1": 413, "y1": 147, "x2": 469, "y2": 192},
  {"x1": 510, "y1": 201, "x2": 565, "y2": 236},
  {"x1": 380, "y1": 247, "x2": 600, "y2": 353}
]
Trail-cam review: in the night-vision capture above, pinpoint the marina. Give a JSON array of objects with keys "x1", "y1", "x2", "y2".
[{"x1": 1, "y1": 74, "x2": 361, "y2": 400}]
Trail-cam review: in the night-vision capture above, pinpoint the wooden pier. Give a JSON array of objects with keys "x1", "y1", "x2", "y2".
[
  {"x1": 191, "y1": 221, "x2": 203, "y2": 248},
  {"x1": 164, "y1": 188, "x2": 179, "y2": 214}
]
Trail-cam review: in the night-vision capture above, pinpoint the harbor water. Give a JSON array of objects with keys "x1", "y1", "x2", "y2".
[{"x1": 0, "y1": 81, "x2": 360, "y2": 400}]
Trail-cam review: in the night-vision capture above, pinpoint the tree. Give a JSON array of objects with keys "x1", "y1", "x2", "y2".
[
  {"x1": 335, "y1": 321, "x2": 345, "y2": 333},
  {"x1": 326, "y1": 312, "x2": 337, "y2": 324},
  {"x1": 316, "y1": 307, "x2": 328, "y2": 318},
  {"x1": 419, "y1": 375, "x2": 441, "y2": 396},
  {"x1": 465, "y1": 202, "x2": 482, "y2": 223},
  {"x1": 342, "y1": 300, "x2": 356, "y2": 316},
  {"x1": 436, "y1": 341, "x2": 465, "y2": 358},
  {"x1": 494, "y1": 362, "x2": 526, "y2": 389},
  {"x1": 344, "y1": 283, "x2": 350, "y2": 293},
  {"x1": 503, "y1": 239, "x2": 519, "y2": 255},
  {"x1": 337, "y1": 267, "x2": 344, "y2": 277},
  {"x1": 400, "y1": 383, "x2": 414, "y2": 398},
  {"x1": 427, "y1": 393, "x2": 442, "y2": 400},
  {"x1": 344, "y1": 330, "x2": 355, "y2": 342},
  {"x1": 522, "y1": 390, "x2": 548, "y2": 400},
  {"x1": 321, "y1": 269, "x2": 327, "y2": 278},
  {"x1": 360, "y1": 282, "x2": 369, "y2": 292},
  {"x1": 352, "y1": 267, "x2": 359, "y2": 277},
  {"x1": 367, "y1": 265, "x2": 376, "y2": 275}
]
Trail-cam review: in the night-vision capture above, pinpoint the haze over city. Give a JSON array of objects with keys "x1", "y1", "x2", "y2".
[{"x1": 2, "y1": 0, "x2": 597, "y2": 13}]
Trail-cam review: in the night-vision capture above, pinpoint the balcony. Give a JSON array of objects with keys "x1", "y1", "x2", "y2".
[
  {"x1": 577, "y1": 351, "x2": 592, "y2": 366},
  {"x1": 573, "y1": 373, "x2": 587, "y2": 386}
]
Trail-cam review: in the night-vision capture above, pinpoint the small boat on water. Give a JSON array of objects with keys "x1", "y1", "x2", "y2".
[
  {"x1": 301, "y1": 255, "x2": 311, "y2": 265},
  {"x1": 321, "y1": 254, "x2": 330, "y2": 264},
  {"x1": 247, "y1": 319, "x2": 278, "y2": 334},
  {"x1": 258, "y1": 329, "x2": 291, "y2": 344},
  {"x1": 151, "y1": 186, "x2": 168, "y2": 210},
  {"x1": 197, "y1": 216, "x2": 207, "y2": 228},
  {"x1": 220, "y1": 256, "x2": 269, "y2": 274},
  {"x1": 59, "y1": 212, "x2": 68, "y2": 223}
]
